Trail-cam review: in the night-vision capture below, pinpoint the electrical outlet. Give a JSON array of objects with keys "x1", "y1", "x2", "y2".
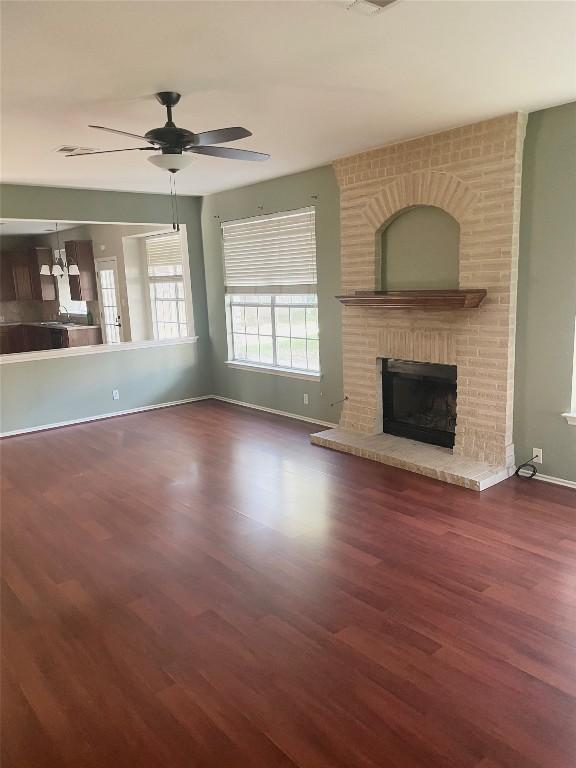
[
  {"x1": 532, "y1": 447, "x2": 543, "y2": 464},
  {"x1": 303, "y1": 394, "x2": 309, "y2": 406},
  {"x1": 112, "y1": 389, "x2": 120, "y2": 401}
]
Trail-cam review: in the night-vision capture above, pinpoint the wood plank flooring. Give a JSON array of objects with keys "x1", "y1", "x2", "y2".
[{"x1": 1, "y1": 400, "x2": 575, "y2": 768}]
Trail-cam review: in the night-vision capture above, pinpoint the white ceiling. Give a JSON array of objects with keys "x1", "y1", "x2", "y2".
[
  {"x1": 0, "y1": 220, "x2": 81, "y2": 236},
  {"x1": 1, "y1": 1, "x2": 575, "y2": 196}
]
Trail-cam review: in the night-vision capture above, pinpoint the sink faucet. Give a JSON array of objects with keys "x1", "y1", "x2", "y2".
[{"x1": 58, "y1": 305, "x2": 71, "y2": 323}]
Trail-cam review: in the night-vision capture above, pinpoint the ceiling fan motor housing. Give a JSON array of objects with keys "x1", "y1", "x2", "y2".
[{"x1": 145, "y1": 126, "x2": 195, "y2": 153}]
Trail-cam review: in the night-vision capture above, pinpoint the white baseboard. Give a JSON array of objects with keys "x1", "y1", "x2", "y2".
[
  {"x1": 0, "y1": 394, "x2": 337, "y2": 438},
  {"x1": 516, "y1": 468, "x2": 576, "y2": 490},
  {"x1": 533, "y1": 473, "x2": 576, "y2": 490},
  {"x1": 0, "y1": 396, "x2": 212, "y2": 438},
  {"x1": 211, "y1": 396, "x2": 338, "y2": 428}
]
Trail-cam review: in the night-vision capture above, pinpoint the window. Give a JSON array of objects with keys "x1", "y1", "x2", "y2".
[
  {"x1": 145, "y1": 233, "x2": 188, "y2": 340},
  {"x1": 222, "y1": 207, "x2": 320, "y2": 374},
  {"x1": 54, "y1": 249, "x2": 88, "y2": 315}
]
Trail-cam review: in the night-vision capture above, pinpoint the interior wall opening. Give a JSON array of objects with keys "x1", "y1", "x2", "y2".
[{"x1": 0, "y1": 218, "x2": 194, "y2": 357}]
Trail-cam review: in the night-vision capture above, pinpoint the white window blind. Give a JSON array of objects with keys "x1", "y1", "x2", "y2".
[
  {"x1": 222, "y1": 207, "x2": 317, "y2": 293},
  {"x1": 144, "y1": 233, "x2": 188, "y2": 340},
  {"x1": 145, "y1": 233, "x2": 184, "y2": 275}
]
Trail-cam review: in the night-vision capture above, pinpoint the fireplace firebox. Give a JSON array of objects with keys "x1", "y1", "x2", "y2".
[{"x1": 381, "y1": 359, "x2": 457, "y2": 448}]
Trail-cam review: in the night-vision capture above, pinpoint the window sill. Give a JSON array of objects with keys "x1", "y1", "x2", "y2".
[
  {"x1": 225, "y1": 360, "x2": 321, "y2": 381},
  {"x1": 0, "y1": 336, "x2": 199, "y2": 365},
  {"x1": 562, "y1": 412, "x2": 576, "y2": 426}
]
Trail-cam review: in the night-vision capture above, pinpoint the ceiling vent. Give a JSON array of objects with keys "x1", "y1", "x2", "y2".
[
  {"x1": 346, "y1": 0, "x2": 396, "y2": 15},
  {"x1": 55, "y1": 145, "x2": 96, "y2": 155}
]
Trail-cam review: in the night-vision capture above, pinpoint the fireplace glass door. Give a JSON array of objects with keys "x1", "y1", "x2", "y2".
[{"x1": 382, "y1": 359, "x2": 457, "y2": 448}]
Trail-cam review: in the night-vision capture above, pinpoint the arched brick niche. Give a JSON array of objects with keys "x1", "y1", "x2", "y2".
[
  {"x1": 343, "y1": 171, "x2": 478, "y2": 292},
  {"x1": 332, "y1": 113, "x2": 527, "y2": 469},
  {"x1": 379, "y1": 205, "x2": 460, "y2": 291}
]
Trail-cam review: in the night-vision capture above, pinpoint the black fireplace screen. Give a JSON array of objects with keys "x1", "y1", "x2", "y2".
[{"x1": 381, "y1": 359, "x2": 457, "y2": 448}]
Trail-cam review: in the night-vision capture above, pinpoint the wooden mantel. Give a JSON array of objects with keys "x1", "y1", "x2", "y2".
[{"x1": 336, "y1": 289, "x2": 487, "y2": 310}]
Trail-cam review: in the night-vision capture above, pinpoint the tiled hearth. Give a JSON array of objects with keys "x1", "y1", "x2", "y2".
[
  {"x1": 313, "y1": 113, "x2": 527, "y2": 490},
  {"x1": 310, "y1": 430, "x2": 510, "y2": 491}
]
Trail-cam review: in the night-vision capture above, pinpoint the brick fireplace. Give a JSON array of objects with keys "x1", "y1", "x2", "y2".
[{"x1": 312, "y1": 113, "x2": 527, "y2": 490}]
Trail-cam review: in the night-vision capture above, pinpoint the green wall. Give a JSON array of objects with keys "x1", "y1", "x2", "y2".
[
  {"x1": 201, "y1": 166, "x2": 342, "y2": 424},
  {"x1": 0, "y1": 343, "x2": 203, "y2": 434},
  {"x1": 0, "y1": 184, "x2": 211, "y2": 433},
  {"x1": 381, "y1": 206, "x2": 460, "y2": 290},
  {"x1": 514, "y1": 102, "x2": 576, "y2": 481}
]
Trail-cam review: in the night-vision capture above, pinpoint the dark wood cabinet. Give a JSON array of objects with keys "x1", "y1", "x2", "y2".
[
  {"x1": 0, "y1": 248, "x2": 57, "y2": 302},
  {"x1": 0, "y1": 254, "x2": 16, "y2": 300},
  {"x1": 11, "y1": 252, "x2": 35, "y2": 300},
  {"x1": 0, "y1": 325, "x2": 21, "y2": 353},
  {"x1": 0, "y1": 323, "x2": 102, "y2": 354},
  {"x1": 30, "y1": 247, "x2": 57, "y2": 301},
  {"x1": 25, "y1": 325, "x2": 52, "y2": 351},
  {"x1": 65, "y1": 326, "x2": 102, "y2": 347},
  {"x1": 66, "y1": 241, "x2": 97, "y2": 301}
]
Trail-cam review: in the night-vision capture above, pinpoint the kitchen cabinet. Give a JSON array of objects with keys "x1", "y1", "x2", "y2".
[
  {"x1": 11, "y1": 252, "x2": 35, "y2": 300},
  {"x1": 45, "y1": 326, "x2": 102, "y2": 349},
  {"x1": 0, "y1": 249, "x2": 56, "y2": 302},
  {"x1": 0, "y1": 254, "x2": 16, "y2": 300},
  {"x1": 30, "y1": 247, "x2": 57, "y2": 301},
  {"x1": 25, "y1": 325, "x2": 52, "y2": 351},
  {"x1": 66, "y1": 241, "x2": 97, "y2": 301},
  {"x1": 0, "y1": 323, "x2": 102, "y2": 355},
  {"x1": 0, "y1": 325, "x2": 45, "y2": 353},
  {"x1": 65, "y1": 326, "x2": 102, "y2": 347},
  {"x1": 0, "y1": 325, "x2": 22, "y2": 354}
]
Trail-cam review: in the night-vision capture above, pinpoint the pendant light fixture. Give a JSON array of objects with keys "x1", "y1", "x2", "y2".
[{"x1": 38, "y1": 222, "x2": 80, "y2": 276}]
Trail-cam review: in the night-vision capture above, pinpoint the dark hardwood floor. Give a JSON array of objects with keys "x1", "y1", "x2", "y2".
[{"x1": 1, "y1": 400, "x2": 575, "y2": 768}]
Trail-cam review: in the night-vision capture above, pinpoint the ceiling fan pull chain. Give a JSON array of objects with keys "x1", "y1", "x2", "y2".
[
  {"x1": 173, "y1": 175, "x2": 180, "y2": 232},
  {"x1": 168, "y1": 174, "x2": 177, "y2": 231}
]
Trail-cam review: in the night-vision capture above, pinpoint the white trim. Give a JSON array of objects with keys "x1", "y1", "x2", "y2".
[
  {"x1": 533, "y1": 473, "x2": 576, "y2": 489},
  {"x1": 516, "y1": 468, "x2": 576, "y2": 489},
  {"x1": 562, "y1": 412, "x2": 576, "y2": 426},
  {"x1": 0, "y1": 216, "x2": 173, "y2": 229},
  {"x1": 225, "y1": 360, "x2": 321, "y2": 381},
  {"x1": 0, "y1": 394, "x2": 338, "y2": 438},
  {"x1": 0, "y1": 336, "x2": 199, "y2": 365},
  {"x1": 0, "y1": 396, "x2": 212, "y2": 438},
  {"x1": 212, "y1": 395, "x2": 337, "y2": 427}
]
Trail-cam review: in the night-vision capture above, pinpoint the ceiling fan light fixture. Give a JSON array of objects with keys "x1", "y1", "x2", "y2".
[{"x1": 148, "y1": 153, "x2": 194, "y2": 173}]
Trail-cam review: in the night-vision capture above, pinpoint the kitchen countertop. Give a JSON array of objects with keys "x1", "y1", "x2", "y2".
[{"x1": 0, "y1": 321, "x2": 101, "y2": 331}]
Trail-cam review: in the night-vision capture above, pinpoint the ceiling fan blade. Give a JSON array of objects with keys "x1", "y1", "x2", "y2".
[
  {"x1": 187, "y1": 146, "x2": 269, "y2": 162},
  {"x1": 65, "y1": 147, "x2": 155, "y2": 157},
  {"x1": 89, "y1": 125, "x2": 167, "y2": 146},
  {"x1": 192, "y1": 127, "x2": 252, "y2": 146}
]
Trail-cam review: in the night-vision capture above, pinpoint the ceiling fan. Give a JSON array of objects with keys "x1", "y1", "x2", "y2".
[{"x1": 66, "y1": 91, "x2": 269, "y2": 171}]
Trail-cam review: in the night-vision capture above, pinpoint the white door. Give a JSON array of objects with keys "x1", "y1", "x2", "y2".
[{"x1": 95, "y1": 258, "x2": 123, "y2": 344}]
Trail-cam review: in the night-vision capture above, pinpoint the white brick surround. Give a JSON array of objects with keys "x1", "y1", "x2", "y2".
[{"x1": 330, "y1": 113, "x2": 527, "y2": 472}]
